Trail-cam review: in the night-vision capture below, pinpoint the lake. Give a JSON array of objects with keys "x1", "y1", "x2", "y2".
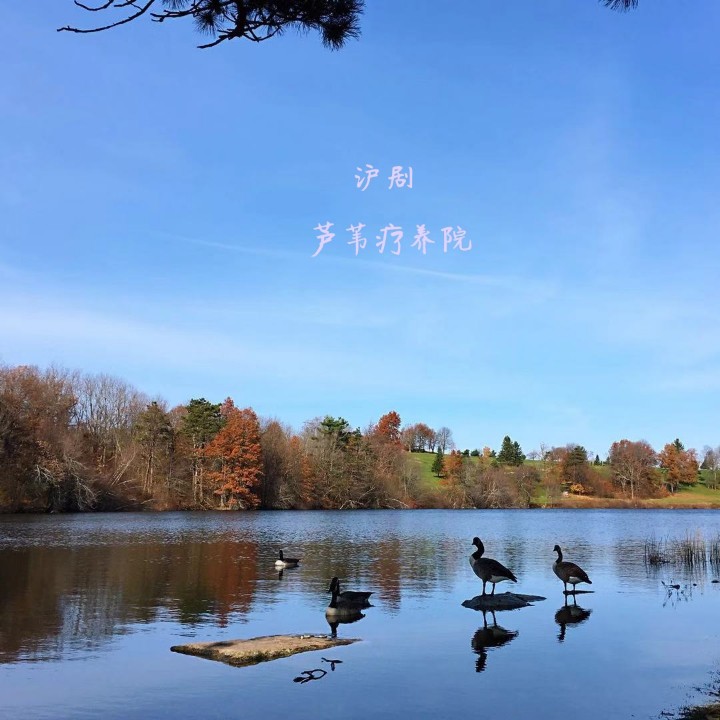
[{"x1": 1, "y1": 509, "x2": 719, "y2": 719}]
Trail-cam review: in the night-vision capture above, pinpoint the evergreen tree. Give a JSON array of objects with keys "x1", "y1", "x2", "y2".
[
  {"x1": 567, "y1": 445, "x2": 589, "y2": 466},
  {"x1": 181, "y1": 398, "x2": 225, "y2": 505},
  {"x1": 594, "y1": 454, "x2": 601, "y2": 466},
  {"x1": 560, "y1": 445, "x2": 591, "y2": 489},
  {"x1": 319, "y1": 416, "x2": 353, "y2": 444},
  {"x1": 511, "y1": 440, "x2": 526, "y2": 465},
  {"x1": 60, "y1": 0, "x2": 364, "y2": 51},
  {"x1": 497, "y1": 436, "x2": 514, "y2": 463},
  {"x1": 498, "y1": 436, "x2": 525, "y2": 466},
  {"x1": 432, "y1": 448, "x2": 444, "y2": 477},
  {"x1": 182, "y1": 398, "x2": 224, "y2": 445},
  {"x1": 134, "y1": 401, "x2": 173, "y2": 495}
]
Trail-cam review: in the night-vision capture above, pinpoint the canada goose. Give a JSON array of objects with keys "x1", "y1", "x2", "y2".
[
  {"x1": 470, "y1": 537, "x2": 518, "y2": 596},
  {"x1": 552, "y1": 545, "x2": 592, "y2": 593},
  {"x1": 471, "y1": 610, "x2": 519, "y2": 673},
  {"x1": 554, "y1": 596, "x2": 592, "y2": 643},
  {"x1": 325, "y1": 584, "x2": 367, "y2": 636},
  {"x1": 328, "y1": 577, "x2": 372, "y2": 605},
  {"x1": 275, "y1": 550, "x2": 300, "y2": 568}
]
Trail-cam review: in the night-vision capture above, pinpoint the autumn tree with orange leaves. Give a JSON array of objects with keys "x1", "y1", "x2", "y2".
[
  {"x1": 401, "y1": 422, "x2": 435, "y2": 452},
  {"x1": 659, "y1": 439, "x2": 699, "y2": 494},
  {"x1": 608, "y1": 439, "x2": 660, "y2": 500},
  {"x1": 440, "y1": 450, "x2": 467, "y2": 507},
  {"x1": 374, "y1": 411, "x2": 402, "y2": 445},
  {"x1": 204, "y1": 399, "x2": 263, "y2": 509}
]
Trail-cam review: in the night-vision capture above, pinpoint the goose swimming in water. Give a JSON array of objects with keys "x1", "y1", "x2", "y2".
[
  {"x1": 469, "y1": 537, "x2": 518, "y2": 596},
  {"x1": 275, "y1": 550, "x2": 300, "y2": 568},
  {"x1": 552, "y1": 545, "x2": 592, "y2": 593},
  {"x1": 328, "y1": 577, "x2": 372, "y2": 605},
  {"x1": 325, "y1": 582, "x2": 368, "y2": 633}
]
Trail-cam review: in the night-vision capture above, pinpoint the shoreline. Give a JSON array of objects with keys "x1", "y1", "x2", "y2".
[{"x1": 2, "y1": 502, "x2": 719, "y2": 515}]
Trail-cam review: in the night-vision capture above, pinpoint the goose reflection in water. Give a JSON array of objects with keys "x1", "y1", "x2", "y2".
[
  {"x1": 471, "y1": 610, "x2": 519, "y2": 673},
  {"x1": 554, "y1": 596, "x2": 592, "y2": 643},
  {"x1": 326, "y1": 610, "x2": 365, "y2": 638}
]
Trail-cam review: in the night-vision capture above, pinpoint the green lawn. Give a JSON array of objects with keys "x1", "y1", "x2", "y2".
[
  {"x1": 647, "y1": 482, "x2": 720, "y2": 507},
  {"x1": 407, "y1": 451, "x2": 444, "y2": 487},
  {"x1": 405, "y1": 451, "x2": 720, "y2": 507}
]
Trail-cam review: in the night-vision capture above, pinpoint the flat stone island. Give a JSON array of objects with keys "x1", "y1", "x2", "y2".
[
  {"x1": 462, "y1": 592, "x2": 547, "y2": 611},
  {"x1": 170, "y1": 634, "x2": 359, "y2": 668}
]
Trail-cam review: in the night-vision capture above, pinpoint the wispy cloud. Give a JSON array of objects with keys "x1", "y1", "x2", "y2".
[
  {"x1": 162, "y1": 232, "x2": 302, "y2": 261},
  {"x1": 160, "y1": 229, "x2": 557, "y2": 301}
]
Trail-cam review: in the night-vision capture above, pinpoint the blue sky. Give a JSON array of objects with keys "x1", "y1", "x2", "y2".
[{"x1": 1, "y1": 1, "x2": 719, "y2": 458}]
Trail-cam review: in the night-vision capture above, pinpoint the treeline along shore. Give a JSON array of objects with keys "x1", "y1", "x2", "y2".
[{"x1": 1, "y1": 364, "x2": 718, "y2": 513}]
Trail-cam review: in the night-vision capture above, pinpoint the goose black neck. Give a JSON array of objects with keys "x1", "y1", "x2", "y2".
[{"x1": 555, "y1": 547, "x2": 563, "y2": 562}]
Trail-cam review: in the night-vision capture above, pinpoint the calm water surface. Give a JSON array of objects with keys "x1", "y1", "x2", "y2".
[{"x1": 1, "y1": 510, "x2": 719, "y2": 719}]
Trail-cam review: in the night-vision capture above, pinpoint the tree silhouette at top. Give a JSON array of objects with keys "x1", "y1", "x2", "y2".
[
  {"x1": 59, "y1": 0, "x2": 364, "y2": 50},
  {"x1": 58, "y1": 1, "x2": 640, "y2": 52},
  {"x1": 603, "y1": 0, "x2": 638, "y2": 9}
]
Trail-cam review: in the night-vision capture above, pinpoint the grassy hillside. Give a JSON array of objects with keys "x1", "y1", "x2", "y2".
[
  {"x1": 646, "y1": 482, "x2": 720, "y2": 508},
  {"x1": 405, "y1": 451, "x2": 720, "y2": 508},
  {"x1": 407, "y1": 451, "x2": 449, "y2": 487}
]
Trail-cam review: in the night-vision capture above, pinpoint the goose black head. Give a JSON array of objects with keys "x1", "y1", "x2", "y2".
[
  {"x1": 328, "y1": 577, "x2": 339, "y2": 593},
  {"x1": 553, "y1": 544, "x2": 562, "y2": 554},
  {"x1": 472, "y1": 537, "x2": 485, "y2": 555}
]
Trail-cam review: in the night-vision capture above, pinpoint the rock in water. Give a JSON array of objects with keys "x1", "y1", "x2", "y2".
[
  {"x1": 462, "y1": 592, "x2": 546, "y2": 611},
  {"x1": 171, "y1": 634, "x2": 358, "y2": 668}
]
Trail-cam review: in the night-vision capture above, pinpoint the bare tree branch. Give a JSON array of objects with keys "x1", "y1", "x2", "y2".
[
  {"x1": 74, "y1": 0, "x2": 116, "y2": 11},
  {"x1": 59, "y1": 0, "x2": 156, "y2": 34}
]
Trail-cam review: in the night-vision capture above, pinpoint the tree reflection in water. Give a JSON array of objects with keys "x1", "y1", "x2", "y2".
[{"x1": 0, "y1": 539, "x2": 258, "y2": 662}]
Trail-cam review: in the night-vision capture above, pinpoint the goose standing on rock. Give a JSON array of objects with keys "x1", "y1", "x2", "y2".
[
  {"x1": 328, "y1": 577, "x2": 372, "y2": 605},
  {"x1": 275, "y1": 550, "x2": 300, "y2": 569},
  {"x1": 470, "y1": 537, "x2": 518, "y2": 596},
  {"x1": 552, "y1": 545, "x2": 592, "y2": 593}
]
